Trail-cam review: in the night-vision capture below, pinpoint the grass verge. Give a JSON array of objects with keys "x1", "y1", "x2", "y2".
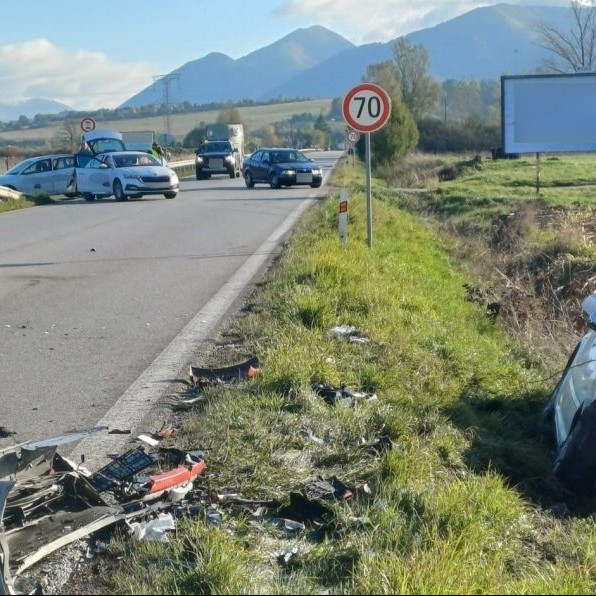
[{"x1": 101, "y1": 156, "x2": 596, "y2": 594}]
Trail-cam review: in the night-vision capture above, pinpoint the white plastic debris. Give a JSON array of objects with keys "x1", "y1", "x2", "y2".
[
  {"x1": 130, "y1": 513, "x2": 176, "y2": 543},
  {"x1": 168, "y1": 482, "x2": 193, "y2": 503},
  {"x1": 328, "y1": 324, "x2": 357, "y2": 338},
  {"x1": 137, "y1": 434, "x2": 160, "y2": 447}
]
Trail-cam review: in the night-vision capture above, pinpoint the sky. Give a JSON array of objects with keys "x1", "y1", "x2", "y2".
[{"x1": 0, "y1": 0, "x2": 569, "y2": 111}]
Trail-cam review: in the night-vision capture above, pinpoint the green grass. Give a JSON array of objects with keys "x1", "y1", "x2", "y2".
[
  {"x1": 0, "y1": 193, "x2": 52, "y2": 213},
  {"x1": 105, "y1": 157, "x2": 596, "y2": 594},
  {"x1": 0, "y1": 99, "x2": 332, "y2": 146},
  {"x1": 418, "y1": 153, "x2": 596, "y2": 228}
]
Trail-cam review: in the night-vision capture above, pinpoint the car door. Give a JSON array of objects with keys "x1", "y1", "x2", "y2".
[
  {"x1": 246, "y1": 151, "x2": 261, "y2": 180},
  {"x1": 51, "y1": 156, "x2": 76, "y2": 195},
  {"x1": 257, "y1": 151, "x2": 270, "y2": 182},
  {"x1": 19, "y1": 158, "x2": 53, "y2": 195},
  {"x1": 75, "y1": 156, "x2": 112, "y2": 195}
]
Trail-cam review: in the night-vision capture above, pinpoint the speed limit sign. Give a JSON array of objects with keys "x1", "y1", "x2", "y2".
[
  {"x1": 80, "y1": 117, "x2": 96, "y2": 132},
  {"x1": 342, "y1": 83, "x2": 391, "y2": 133},
  {"x1": 347, "y1": 130, "x2": 360, "y2": 144}
]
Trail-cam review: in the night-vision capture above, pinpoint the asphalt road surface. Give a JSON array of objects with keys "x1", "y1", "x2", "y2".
[{"x1": 0, "y1": 150, "x2": 342, "y2": 448}]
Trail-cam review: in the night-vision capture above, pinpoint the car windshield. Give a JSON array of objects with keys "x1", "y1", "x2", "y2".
[
  {"x1": 270, "y1": 150, "x2": 310, "y2": 164},
  {"x1": 113, "y1": 153, "x2": 160, "y2": 168},
  {"x1": 6, "y1": 159, "x2": 36, "y2": 174},
  {"x1": 87, "y1": 138, "x2": 127, "y2": 154},
  {"x1": 203, "y1": 142, "x2": 232, "y2": 153}
]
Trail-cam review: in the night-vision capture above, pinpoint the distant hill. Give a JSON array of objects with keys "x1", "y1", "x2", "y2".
[
  {"x1": 121, "y1": 25, "x2": 355, "y2": 108},
  {"x1": 120, "y1": 3, "x2": 576, "y2": 108},
  {"x1": 0, "y1": 98, "x2": 71, "y2": 121},
  {"x1": 268, "y1": 3, "x2": 572, "y2": 100}
]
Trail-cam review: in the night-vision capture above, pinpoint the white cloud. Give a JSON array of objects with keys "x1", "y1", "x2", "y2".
[
  {"x1": 0, "y1": 39, "x2": 154, "y2": 110},
  {"x1": 275, "y1": 0, "x2": 568, "y2": 44}
]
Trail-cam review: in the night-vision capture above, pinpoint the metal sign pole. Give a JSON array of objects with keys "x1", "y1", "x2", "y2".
[{"x1": 365, "y1": 132, "x2": 373, "y2": 248}]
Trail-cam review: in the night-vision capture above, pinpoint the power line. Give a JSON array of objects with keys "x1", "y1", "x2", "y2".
[{"x1": 153, "y1": 74, "x2": 179, "y2": 149}]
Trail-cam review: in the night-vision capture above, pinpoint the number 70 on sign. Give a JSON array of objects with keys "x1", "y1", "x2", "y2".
[{"x1": 342, "y1": 83, "x2": 392, "y2": 133}]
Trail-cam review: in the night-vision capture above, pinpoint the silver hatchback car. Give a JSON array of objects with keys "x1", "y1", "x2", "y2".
[{"x1": 544, "y1": 293, "x2": 596, "y2": 491}]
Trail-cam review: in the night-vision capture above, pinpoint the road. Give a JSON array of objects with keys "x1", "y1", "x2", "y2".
[{"x1": 0, "y1": 151, "x2": 341, "y2": 448}]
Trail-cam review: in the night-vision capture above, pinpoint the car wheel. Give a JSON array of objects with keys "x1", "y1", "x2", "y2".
[
  {"x1": 235, "y1": 170, "x2": 241, "y2": 178},
  {"x1": 164, "y1": 192, "x2": 177, "y2": 199},
  {"x1": 270, "y1": 173, "x2": 281, "y2": 189},
  {"x1": 245, "y1": 171, "x2": 254, "y2": 188},
  {"x1": 553, "y1": 400, "x2": 596, "y2": 492},
  {"x1": 310, "y1": 182, "x2": 322, "y2": 188},
  {"x1": 82, "y1": 193, "x2": 96, "y2": 201},
  {"x1": 195, "y1": 169, "x2": 202, "y2": 180},
  {"x1": 113, "y1": 179, "x2": 127, "y2": 202}
]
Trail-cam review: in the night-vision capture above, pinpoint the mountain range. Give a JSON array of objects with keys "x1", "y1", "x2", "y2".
[
  {"x1": 2, "y1": 3, "x2": 576, "y2": 118},
  {"x1": 121, "y1": 3, "x2": 573, "y2": 109},
  {"x1": 0, "y1": 98, "x2": 71, "y2": 122}
]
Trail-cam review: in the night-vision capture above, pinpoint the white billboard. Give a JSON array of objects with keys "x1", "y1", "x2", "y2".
[{"x1": 502, "y1": 73, "x2": 596, "y2": 154}]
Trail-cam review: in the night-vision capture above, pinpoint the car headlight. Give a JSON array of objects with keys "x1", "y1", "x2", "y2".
[
  {"x1": 281, "y1": 169, "x2": 296, "y2": 176},
  {"x1": 311, "y1": 169, "x2": 322, "y2": 175},
  {"x1": 225, "y1": 155, "x2": 234, "y2": 162},
  {"x1": 196, "y1": 156, "x2": 203, "y2": 163},
  {"x1": 170, "y1": 173, "x2": 179, "y2": 184}
]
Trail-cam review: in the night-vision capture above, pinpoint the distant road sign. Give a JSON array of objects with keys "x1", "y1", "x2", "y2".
[
  {"x1": 347, "y1": 130, "x2": 360, "y2": 144},
  {"x1": 342, "y1": 84, "x2": 391, "y2": 133},
  {"x1": 80, "y1": 117, "x2": 96, "y2": 132}
]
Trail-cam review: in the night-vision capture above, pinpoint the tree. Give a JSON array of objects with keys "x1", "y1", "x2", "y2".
[
  {"x1": 366, "y1": 61, "x2": 400, "y2": 99},
  {"x1": 216, "y1": 104, "x2": 243, "y2": 126},
  {"x1": 355, "y1": 96, "x2": 418, "y2": 166},
  {"x1": 183, "y1": 124, "x2": 207, "y2": 148},
  {"x1": 391, "y1": 38, "x2": 440, "y2": 120},
  {"x1": 52, "y1": 120, "x2": 81, "y2": 152},
  {"x1": 538, "y1": 0, "x2": 596, "y2": 72}
]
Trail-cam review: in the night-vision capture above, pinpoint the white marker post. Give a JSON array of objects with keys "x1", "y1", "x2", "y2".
[
  {"x1": 342, "y1": 84, "x2": 391, "y2": 248},
  {"x1": 339, "y1": 188, "x2": 348, "y2": 243}
]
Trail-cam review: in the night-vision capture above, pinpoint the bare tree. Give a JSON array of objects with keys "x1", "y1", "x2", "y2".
[
  {"x1": 538, "y1": 0, "x2": 596, "y2": 72},
  {"x1": 52, "y1": 120, "x2": 81, "y2": 152},
  {"x1": 391, "y1": 38, "x2": 440, "y2": 120}
]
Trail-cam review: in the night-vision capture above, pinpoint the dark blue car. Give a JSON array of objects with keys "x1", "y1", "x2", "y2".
[{"x1": 243, "y1": 148, "x2": 323, "y2": 189}]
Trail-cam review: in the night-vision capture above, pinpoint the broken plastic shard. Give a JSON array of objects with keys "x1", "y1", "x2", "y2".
[
  {"x1": 130, "y1": 513, "x2": 176, "y2": 542},
  {"x1": 328, "y1": 324, "x2": 357, "y2": 338},
  {"x1": 91, "y1": 447, "x2": 154, "y2": 492},
  {"x1": 274, "y1": 518, "x2": 306, "y2": 531},
  {"x1": 189, "y1": 356, "x2": 259, "y2": 386},
  {"x1": 277, "y1": 546, "x2": 299, "y2": 566},
  {"x1": 24, "y1": 426, "x2": 108, "y2": 450},
  {"x1": 303, "y1": 476, "x2": 354, "y2": 501}
]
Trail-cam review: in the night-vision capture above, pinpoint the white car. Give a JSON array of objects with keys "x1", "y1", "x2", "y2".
[
  {"x1": 544, "y1": 293, "x2": 596, "y2": 491},
  {"x1": 74, "y1": 151, "x2": 179, "y2": 201},
  {"x1": 0, "y1": 154, "x2": 78, "y2": 196}
]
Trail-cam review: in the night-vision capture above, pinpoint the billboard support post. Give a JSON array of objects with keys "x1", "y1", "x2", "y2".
[{"x1": 536, "y1": 152, "x2": 541, "y2": 195}]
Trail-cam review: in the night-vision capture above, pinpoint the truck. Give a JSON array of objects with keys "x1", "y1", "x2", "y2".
[
  {"x1": 121, "y1": 130, "x2": 167, "y2": 165},
  {"x1": 195, "y1": 123, "x2": 244, "y2": 180}
]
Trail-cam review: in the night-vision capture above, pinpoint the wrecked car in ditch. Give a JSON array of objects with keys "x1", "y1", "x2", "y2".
[{"x1": 544, "y1": 293, "x2": 596, "y2": 491}]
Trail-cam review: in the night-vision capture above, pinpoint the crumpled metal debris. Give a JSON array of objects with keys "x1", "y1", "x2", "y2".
[{"x1": 0, "y1": 427, "x2": 207, "y2": 595}]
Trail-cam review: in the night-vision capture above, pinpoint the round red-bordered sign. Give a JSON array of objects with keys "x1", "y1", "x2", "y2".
[
  {"x1": 80, "y1": 117, "x2": 96, "y2": 132},
  {"x1": 342, "y1": 83, "x2": 391, "y2": 133}
]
